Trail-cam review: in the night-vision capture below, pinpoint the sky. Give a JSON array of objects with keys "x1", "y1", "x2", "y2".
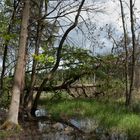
[
  {"x1": 1, "y1": 0, "x2": 140, "y2": 62},
  {"x1": 65, "y1": 0, "x2": 140, "y2": 54}
]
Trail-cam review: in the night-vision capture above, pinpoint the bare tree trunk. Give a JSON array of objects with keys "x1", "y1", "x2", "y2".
[
  {"x1": 31, "y1": 0, "x2": 86, "y2": 116},
  {"x1": 134, "y1": 64, "x2": 140, "y2": 91},
  {"x1": 133, "y1": 34, "x2": 140, "y2": 91},
  {"x1": 126, "y1": 0, "x2": 136, "y2": 106},
  {"x1": 119, "y1": 0, "x2": 129, "y2": 105},
  {"x1": 25, "y1": 1, "x2": 43, "y2": 117},
  {"x1": 1, "y1": 0, "x2": 30, "y2": 129},
  {"x1": 0, "y1": 43, "x2": 8, "y2": 94},
  {"x1": 19, "y1": 52, "x2": 27, "y2": 118}
]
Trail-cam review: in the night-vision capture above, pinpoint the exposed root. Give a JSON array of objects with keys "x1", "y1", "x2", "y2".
[
  {"x1": 26, "y1": 111, "x2": 37, "y2": 121},
  {"x1": 0, "y1": 121, "x2": 22, "y2": 131}
]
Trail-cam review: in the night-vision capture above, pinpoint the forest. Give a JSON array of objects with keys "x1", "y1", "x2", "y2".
[{"x1": 0, "y1": 0, "x2": 140, "y2": 139}]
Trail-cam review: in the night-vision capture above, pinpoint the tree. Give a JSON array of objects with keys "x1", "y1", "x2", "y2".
[
  {"x1": 127, "y1": 0, "x2": 136, "y2": 105},
  {"x1": 118, "y1": 0, "x2": 137, "y2": 105},
  {"x1": 23, "y1": 0, "x2": 44, "y2": 118},
  {"x1": 31, "y1": 0, "x2": 86, "y2": 116},
  {"x1": 1, "y1": 0, "x2": 30, "y2": 129},
  {"x1": 119, "y1": 0, "x2": 129, "y2": 105}
]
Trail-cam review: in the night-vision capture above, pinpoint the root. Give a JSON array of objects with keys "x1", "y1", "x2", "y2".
[
  {"x1": 0, "y1": 121, "x2": 22, "y2": 131},
  {"x1": 26, "y1": 111, "x2": 36, "y2": 121}
]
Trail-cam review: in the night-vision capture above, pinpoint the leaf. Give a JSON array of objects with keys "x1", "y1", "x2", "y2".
[{"x1": 48, "y1": 56, "x2": 55, "y2": 63}]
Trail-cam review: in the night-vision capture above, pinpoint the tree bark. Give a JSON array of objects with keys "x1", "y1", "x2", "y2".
[
  {"x1": 127, "y1": 0, "x2": 136, "y2": 105},
  {"x1": 1, "y1": 0, "x2": 30, "y2": 129},
  {"x1": 25, "y1": 1, "x2": 43, "y2": 115},
  {"x1": 119, "y1": 0, "x2": 129, "y2": 105}
]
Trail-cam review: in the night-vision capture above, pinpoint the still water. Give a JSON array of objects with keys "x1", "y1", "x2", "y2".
[{"x1": 31, "y1": 109, "x2": 127, "y2": 140}]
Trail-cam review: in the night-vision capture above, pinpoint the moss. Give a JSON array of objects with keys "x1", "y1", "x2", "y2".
[
  {"x1": 0, "y1": 130, "x2": 12, "y2": 139},
  {"x1": 0, "y1": 121, "x2": 23, "y2": 139},
  {"x1": 0, "y1": 121, "x2": 22, "y2": 131}
]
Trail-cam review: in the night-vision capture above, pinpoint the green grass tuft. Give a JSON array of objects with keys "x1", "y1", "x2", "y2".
[{"x1": 39, "y1": 97, "x2": 140, "y2": 137}]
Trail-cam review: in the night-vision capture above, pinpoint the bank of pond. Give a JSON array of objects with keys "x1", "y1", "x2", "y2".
[{"x1": 1, "y1": 98, "x2": 140, "y2": 139}]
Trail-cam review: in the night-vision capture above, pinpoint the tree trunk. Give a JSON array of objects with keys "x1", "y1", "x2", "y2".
[
  {"x1": 1, "y1": 0, "x2": 30, "y2": 129},
  {"x1": 31, "y1": 0, "x2": 86, "y2": 115},
  {"x1": 119, "y1": 0, "x2": 129, "y2": 105},
  {"x1": 25, "y1": 1, "x2": 43, "y2": 116},
  {"x1": 19, "y1": 52, "x2": 27, "y2": 120},
  {"x1": 134, "y1": 64, "x2": 140, "y2": 91},
  {"x1": 127, "y1": 0, "x2": 136, "y2": 105}
]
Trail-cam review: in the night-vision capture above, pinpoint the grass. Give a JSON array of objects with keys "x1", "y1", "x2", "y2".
[
  {"x1": 39, "y1": 97, "x2": 140, "y2": 138},
  {"x1": 0, "y1": 129, "x2": 21, "y2": 139}
]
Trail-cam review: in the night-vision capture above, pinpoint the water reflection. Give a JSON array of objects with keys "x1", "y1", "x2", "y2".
[
  {"x1": 35, "y1": 109, "x2": 47, "y2": 117},
  {"x1": 26, "y1": 109, "x2": 128, "y2": 140},
  {"x1": 37, "y1": 120, "x2": 88, "y2": 140},
  {"x1": 70, "y1": 118, "x2": 98, "y2": 133},
  {"x1": 41, "y1": 132, "x2": 85, "y2": 140}
]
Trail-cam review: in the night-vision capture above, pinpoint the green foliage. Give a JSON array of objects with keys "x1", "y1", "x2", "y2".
[
  {"x1": 32, "y1": 53, "x2": 55, "y2": 64},
  {"x1": 0, "y1": 14, "x2": 8, "y2": 41},
  {"x1": 0, "y1": 77, "x2": 12, "y2": 108},
  {"x1": 39, "y1": 97, "x2": 140, "y2": 138},
  {"x1": 61, "y1": 45, "x2": 95, "y2": 69},
  {"x1": 93, "y1": 54, "x2": 125, "y2": 98},
  {"x1": 5, "y1": 0, "x2": 13, "y2": 7},
  {"x1": 34, "y1": 45, "x2": 97, "y2": 85},
  {"x1": 0, "y1": 33, "x2": 17, "y2": 41},
  {"x1": 97, "y1": 78, "x2": 125, "y2": 98},
  {"x1": 48, "y1": 56, "x2": 55, "y2": 63},
  {"x1": 0, "y1": 92, "x2": 11, "y2": 109},
  {"x1": 96, "y1": 54, "x2": 123, "y2": 79}
]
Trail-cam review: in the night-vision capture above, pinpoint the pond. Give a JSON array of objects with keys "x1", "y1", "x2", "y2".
[
  {"x1": 0, "y1": 108, "x2": 128, "y2": 140},
  {"x1": 24, "y1": 109, "x2": 127, "y2": 140}
]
